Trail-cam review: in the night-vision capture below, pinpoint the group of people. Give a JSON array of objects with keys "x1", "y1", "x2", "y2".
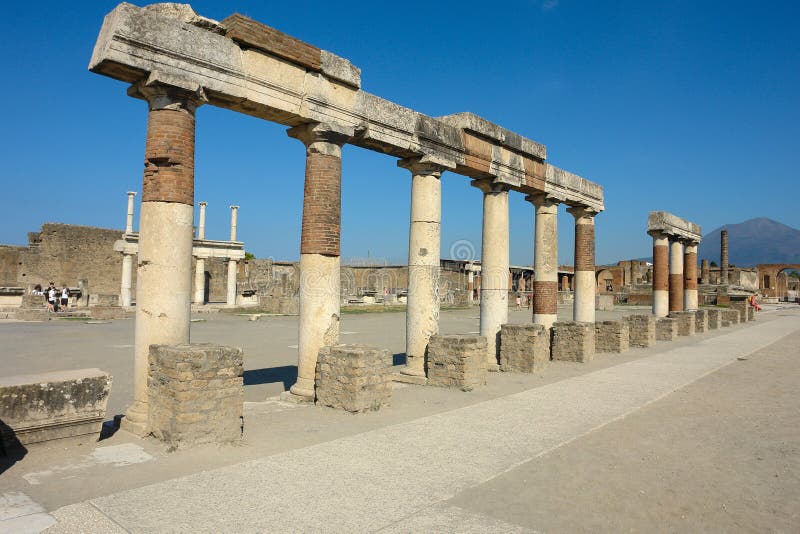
[{"x1": 31, "y1": 283, "x2": 69, "y2": 312}]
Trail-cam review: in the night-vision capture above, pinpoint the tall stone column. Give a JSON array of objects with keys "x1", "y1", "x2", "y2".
[
  {"x1": 528, "y1": 194, "x2": 559, "y2": 330},
  {"x1": 400, "y1": 157, "x2": 446, "y2": 378},
  {"x1": 568, "y1": 205, "x2": 597, "y2": 323},
  {"x1": 125, "y1": 75, "x2": 206, "y2": 435},
  {"x1": 226, "y1": 205, "x2": 240, "y2": 307},
  {"x1": 561, "y1": 274, "x2": 569, "y2": 292},
  {"x1": 669, "y1": 238, "x2": 684, "y2": 313},
  {"x1": 700, "y1": 259, "x2": 710, "y2": 285},
  {"x1": 287, "y1": 122, "x2": 352, "y2": 400},
  {"x1": 684, "y1": 241, "x2": 698, "y2": 310},
  {"x1": 197, "y1": 201, "x2": 207, "y2": 239},
  {"x1": 467, "y1": 269, "x2": 475, "y2": 304},
  {"x1": 475, "y1": 179, "x2": 510, "y2": 370},
  {"x1": 650, "y1": 230, "x2": 669, "y2": 317},
  {"x1": 125, "y1": 191, "x2": 136, "y2": 234},
  {"x1": 193, "y1": 201, "x2": 207, "y2": 304},
  {"x1": 121, "y1": 253, "x2": 134, "y2": 307},
  {"x1": 720, "y1": 230, "x2": 729, "y2": 284}
]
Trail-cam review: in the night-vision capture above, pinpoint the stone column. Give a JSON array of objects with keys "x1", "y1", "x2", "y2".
[
  {"x1": 120, "y1": 253, "x2": 134, "y2": 307},
  {"x1": 467, "y1": 269, "x2": 475, "y2": 304},
  {"x1": 650, "y1": 230, "x2": 669, "y2": 317},
  {"x1": 669, "y1": 238, "x2": 685, "y2": 313},
  {"x1": 561, "y1": 274, "x2": 569, "y2": 292},
  {"x1": 475, "y1": 179, "x2": 510, "y2": 370},
  {"x1": 568, "y1": 205, "x2": 597, "y2": 323},
  {"x1": 684, "y1": 241, "x2": 698, "y2": 310},
  {"x1": 528, "y1": 194, "x2": 559, "y2": 330},
  {"x1": 721, "y1": 230, "x2": 729, "y2": 284},
  {"x1": 226, "y1": 205, "x2": 240, "y2": 307},
  {"x1": 400, "y1": 157, "x2": 445, "y2": 378},
  {"x1": 124, "y1": 75, "x2": 206, "y2": 435},
  {"x1": 193, "y1": 202, "x2": 207, "y2": 305},
  {"x1": 286, "y1": 122, "x2": 352, "y2": 400},
  {"x1": 229, "y1": 205, "x2": 239, "y2": 241},
  {"x1": 125, "y1": 191, "x2": 137, "y2": 234},
  {"x1": 700, "y1": 259, "x2": 710, "y2": 285},
  {"x1": 197, "y1": 201, "x2": 207, "y2": 239}
]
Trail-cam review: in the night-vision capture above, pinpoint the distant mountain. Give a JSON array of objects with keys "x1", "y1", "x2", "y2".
[{"x1": 697, "y1": 218, "x2": 800, "y2": 267}]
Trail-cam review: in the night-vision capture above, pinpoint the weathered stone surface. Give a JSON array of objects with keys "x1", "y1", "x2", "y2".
[
  {"x1": 694, "y1": 309, "x2": 709, "y2": 333},
  {"x1": 427, "y1": 335, "x2": 488, "y2": 390},
  {"x1": 647, "y1": 211, "x2": 702, "y2": 242},
  {"x1": 724, "y1": 309, "x2": 741, "y2": 326},
  {"x1": 315, "y1": 344, "x2": 392, "y2": 413},
  {"x1": 747, "y1": 306, "x2": 755, "y2": 321},
  {"x1": 596, "y1": 294, "x2": 614, "y2": 311},
  {"x1": 552, "y1": 322, "x2": 595, "y2": 363},
  {"x1": 706, "y1": 308, "x2": 723, "y2": 329},
  {"x1": 594, "y1": 321, "x2": 629, "y2": 353},
  {"x1": 148, "y1": 344, "x2": 243, "y2": 449},
  {"x1": 0, "y1": 369, "x2": 111, "y2": 448},
  {"x1": 499, "y1": 324, "x2": 549, "y2": 373},
  {"x1": 669, "y1": 311, "x2": 696, "y2": 336},
  {"x1": 656, "y1": 317, "x2": 678, "y2": 341},
  {"x1": 625, "y1": 314, "x2": 656, "y2": 348},
  {"x1": 730, "y1": 300, "x2": 750, "y2": 322}
]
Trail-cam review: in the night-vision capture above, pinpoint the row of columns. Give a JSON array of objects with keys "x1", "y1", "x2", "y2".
[{"x1": 649, "y1": 231, "x2": 699, "y2": 317}]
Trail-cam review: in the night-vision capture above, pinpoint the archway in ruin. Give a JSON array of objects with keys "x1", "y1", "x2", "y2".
[
  {"x1": 757, "y1": 264, "x2": 800, "y2": 299},
  {"x1": 596, "y1": 269, "x2": 614, "y2": 294}
]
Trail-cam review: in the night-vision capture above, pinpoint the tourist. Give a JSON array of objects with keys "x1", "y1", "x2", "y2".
[
  {"x1": 61, "y1": 286, "x2": 69, "y2": 311},
  {"x1": 749, "y1": 294, "x2": 761, "y2": 312},
  {"x1": 47, "y1": 284, "x2": 57, "y2": 312},
  {"x1": 516, "y1": 293, "x2": 522, "y2": 310},
  {"x1": 31, "y1": 284, "x2": 43, "y2": 296}
]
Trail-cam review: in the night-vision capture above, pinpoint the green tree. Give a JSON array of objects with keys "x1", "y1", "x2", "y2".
[{"x1": 244, "y1": 251, "x2": 255, "y2": 261}]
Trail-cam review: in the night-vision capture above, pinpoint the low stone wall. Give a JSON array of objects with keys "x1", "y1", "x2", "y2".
[
  {"x1": 706, "y1": 308, "x2": 722, "y2": 329},
  {"x1": 89, "y1": 306, "x2": 135, "y2": 320},
  {"x1": 499, "y1": 324, "x2": 549, "y2": 373},
  {"x1": 656, "y1": 317, "x2": 678, "y2": 341},
  {"x1": 694, "y1": 309, "x2": 709, "y2": 333},
  {"x1": 595, "y1": 321, "x2": 629, "y2": 353},
  {"x1": 596, "y1": 294, "x2": 614, "y2": 311},
  {"x1": 0, "y1": 369, "x2": 111, "y2": 449},
  {"x1": 669, "y1": 311, "x2": 696, "y2": 336},
  {"x1": 427, "y1": 335, "x2": 487, "y2": 391},
  {"x1": 21, "y1": 294, "x2": 46, "y2": 309},
  {"x1": 552, "y1": 322, "x2": 595, "y2": 363},
  {"x1": 89, "y1": 294, "x2": 119, "y2": 307},
  {"x1": 723, "y1": 309, "x2": 741, "y2": 326},
  {"x1": 315, "y1": 344, "x2": 392, "y2": 412},
  {"x1": 148, "y1": 344, "x2": 243, "y2": 449},
  {"x1": 730, "y1": 300, "x2": 749, "y2": 321},
  {"x1": 625, "y1": 314, "x2": 656, "y2": 348}
]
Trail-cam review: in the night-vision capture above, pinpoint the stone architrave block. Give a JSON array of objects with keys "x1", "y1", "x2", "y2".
[
  {"x1": 625, "y1": 314, "x2": 656, "y2": 348},
  {"x1": 694, "y1": 309, "x2": 709, "y2": 333},
  {"x1": 669, "y1": 311, "x2": 696, "y2": 336},
  {"x1": 552, "y1": 322, "x2": 595, "y2": 363},
  {"x1": 499, "y1": 324, "x2": 549, "y2": 373},
  {"x1": 315, "y1": 344, "x2": 392, "y2": 412},
  {"x1": 706, "y1": 308, "x2": 722, "y2": 329},
  {"x1": 594, "y1": 321, "x2": 630, "y2": 354},
  {"x1": 656, "y1": 318, "x2": 678, "y2": 341},
  {"x1": 427, "y1": 335, "x2": 488, "y2": 391},
  {"x1": 148, "y1": 344, "x2": 244, "y2": 450},
  {"x1": 0, "y1": 369, "x2": 111, "y2": 448}
]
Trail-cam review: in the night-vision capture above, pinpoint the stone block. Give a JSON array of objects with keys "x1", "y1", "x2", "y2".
[
  {"x1": 730, "y1": 300, "x2": 750, "y2": 322},
  {"x1": 596, "y1": 294, "x2": 614, "y2": 311},
  {"x1": 148, "y1": 344, "x2": 243, "y2": 449},
  {"x1": 20, "y1": 294, "x2": 46, "y2": 309},
  {"x1": 552, "y1": 322, "x2": 595, "y2": 362},
  {"x1": 625, "y1": 314, "x2": 656, "y2": 348},
  {"x1": 694, "y1": 309, "x2": 709, "y2": 333},
  {"x1": 706, "y1": 308, "x2": 722, "y2": 329},
  {"x1": 427, "y1": 335, "x2": 488, "y2": 390},
  {"x1": 0, "y1": 369, "x2": 111, "y2": 449},
  {"x1": 669, "y1": 311, "x2": 696, "y2": 336},
  {"x1": 723, "y1": 309, "x2": 741, "y2": 326},
  {"x1": 499, "y1": 323, "x2": 549, "y2": 373},
  {"x1": 656, "y1": 318, "x2": 678, "y2": 341},
  {"x1": 595, "y1": 320, "x2": 630, "y2": 353},
  {"x1": 315, "y1": 344, "x2": 392, "y2": 412},
  {"x1": 747, "y1": 306, "x2": 755, "y2": 321}
]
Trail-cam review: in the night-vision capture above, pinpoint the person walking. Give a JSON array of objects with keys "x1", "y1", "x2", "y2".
[
  {"x1": 47, "y1": 284, "x2": 57, "y2": 312},
  {"x1": 61, "y1": 286, "x2": 69, "y2": 311}
]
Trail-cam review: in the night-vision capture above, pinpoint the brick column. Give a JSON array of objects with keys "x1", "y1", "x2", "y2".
[
  {"x1": 649, "y1": 230, "x2": 669, "y2": 317},
  {"x1": 700, "y1": 259, "x2": 710, "y2": 285},
  {"x1": 528, "y1": 194, "x2": 559, "y2": 330},
  {"x1": 474, "y1": 179, "x2": 510, "y2": 370},
  {"x1": 400, "y1": 157, "x2": 447, "y2": 378},
  {"x1": 684, "y1": 241, "x2": 698, "y2": 310},
  {"x1": 561, "y1": 274, "x2": 569, "y2": 291},
  {"x1": 125, "y1": 74, "x2": 207, "y2": 435},
  {"x1": 669, "y1": 238, "x2": 684, "y2": 313},
  {"x1": 286, "y1": 122, "x2": 352, "y2": 400},
  {"x1": 568, "y1": 205, "x2": 597, "y2": 323},
  {"x1": 226, "y1": 205, "x2": 240, "y2": 307},
  {"x1": 720, "y1": 230, "x2": 729, "y2": 284}
]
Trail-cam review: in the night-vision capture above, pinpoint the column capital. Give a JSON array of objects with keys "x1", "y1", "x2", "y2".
[
  {"x1": 647, "y1": 229, "x2": 669, "y2": 240},
  {"x1": 397, "y1": 155, "x2": 451, "y2": 177},
  {"x1": 128, "y1": 72, "x2": 207, "y2": 112},
  {"x1": 471, "y1": 178, "x2": 510, "y2": 195},
  {"x1": 127, "y1": 191, "x2": 137, "y2": 197},
  {"x1": 525, "y1": 193, "x2": 561, "y2": 211},
  {"x1": 229, "y1": 205, "x2": 240, "y2": 211},
  {"x1": 287, "y1": 121, "x2": 353, "y2": 156},
  {"x1": 198, "y1": 201, "x2": 207, "y2": 207},
  {"x1": 566, "y1": 204, "x2": 599, "y2": 221}
]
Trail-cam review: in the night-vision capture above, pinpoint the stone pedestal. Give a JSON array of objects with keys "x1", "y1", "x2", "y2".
[
  {"x1": 706, "y1": 308, "x2": 722, "y2": 329},
  {"x1": 730, "y1": 301, "x2": 749, "y2": 322},
  {"x1": 147, "y1": 344, "x2": 243, "y2": 449},
  {"x1": 427, "y1": 335, "x2": 488, "y2": 390},
  {"x1": 656, "y1": 317, "x2": 678, "y2": 341},
  {"x1": 625, "y1": 314, "x2": 656, "y2": 348},
  {"x1": 315, "y1": 345, "x2": 392, "y2": 413},
  {"x1": 551, "y1": 322, "x2": 595, "y2": 362},
  {"x1": 747, "y1": 306, "x2": 755, "y2": 321},
  {"x1": 694, "y1": 309, "x2": 709, "y2": 333},
  {"x1": 499, "y1": 324, "x2": 549, "y2": 373},
  {"x1": 595, "y1": 321, "x2": 630, "y2": 353},
  {"x1": 724, "y1": 309, "x2": 741, "y2": 326},
  {"x1": 669, "y1": 311, "x2": 696, "y2": 336}
]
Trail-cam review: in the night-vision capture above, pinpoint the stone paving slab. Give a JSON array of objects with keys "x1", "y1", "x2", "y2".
[{"x1": 41, "y1": 313, "x2": 799, "y2": 532}]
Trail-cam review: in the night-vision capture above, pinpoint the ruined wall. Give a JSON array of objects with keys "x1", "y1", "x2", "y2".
[{"x1": 0, "y1": 245, "x2": 24, "y2": 287}]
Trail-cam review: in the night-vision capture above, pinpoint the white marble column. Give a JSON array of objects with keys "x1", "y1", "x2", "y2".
[
  {"x1": 528, "y1": 194, "x2": 559, "y2": 330},
  {"x1": 226, "y1": 205, "x2": 240, "y2": 307},
  {"x1": 120, "y1": 191, "x2": 137, "y2": 307},
  {"x1": 193, "y1": 202, "x2": 207, "y2": 304},
  {"x1": 197, "y1": 201, "x2": 207, "y2": 239},
  {"x1": 125, "y1": 191, "x2": 136, "y2": 234},
  {"x1": 568, "y1": 205, "x2": 597, "y2": 323},
  {"x1": 669, "y1": 238, "x2": 685, "y2": 313}
]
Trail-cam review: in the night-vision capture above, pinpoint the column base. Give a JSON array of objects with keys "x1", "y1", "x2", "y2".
[
  {"x1": 120, "y1": 401, "x2": 149, "y2": 436},
  {"x1": 280, "y1": 390, "x2": 315, "y2": 404},
  {"x1": 488, "y1": 362, "x2": 500, "y2": 372},
  {"x1": 288, "y1": 378, "x2": 315, "y2": 401},
  {"x1": 392, "y1": 373, "x2": 428, "y2": 385}
]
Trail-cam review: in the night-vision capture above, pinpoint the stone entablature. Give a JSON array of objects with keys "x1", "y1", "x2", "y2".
[
  {"x1": 113, "y1": 232, "x2": 245, "y2": 261},
  {"x1": 647, "y1": 211, "x2": 702, "y2": 243},
  {"x1": 89, "y1": 3, "x2": 603, "y2": 211}
]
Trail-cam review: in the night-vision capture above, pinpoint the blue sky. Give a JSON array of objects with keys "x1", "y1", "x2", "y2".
[{"x1": 2, "y1": 0, "x2": 798, "y2": 266}]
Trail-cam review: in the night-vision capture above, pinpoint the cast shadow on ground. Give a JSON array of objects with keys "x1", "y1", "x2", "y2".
[
  {"x1": 99, "y1": 415, "x2": 124, "y2": 441},
  {"x1": 393, "y1": 353, "x2": 406, "y2": 366},
  {"x1": 243, "y1": 365, "x2": 298, "y2": 391},
  {"x1": 0, "y1": 420, "x2": 27, "y2": 474}
]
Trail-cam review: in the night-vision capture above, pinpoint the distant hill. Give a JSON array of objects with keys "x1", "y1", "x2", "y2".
[{"x1": 697, "y1": 218, "x2": 800, "y2": 267}]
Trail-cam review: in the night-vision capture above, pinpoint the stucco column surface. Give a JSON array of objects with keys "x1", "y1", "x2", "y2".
[
  {"x1": 528, "y1": 194, "x2": 559, "y2": 330},
  {"x1": 568, "y1": 205, "x2": 597, "y2": 323},
  {"x1": 400, "y1": 157, "x2": 446, "y2": 377},
  {"x1": 194, "y1": 257, "x2": 205, "y2": 304},
  {"x1": 475, "y1": 180, "x2": 510, "y2": 370},
  {"x1": 226, "y1": 259, "x2": 238, "y2": 306},
  {"x1": 287, "y1": 122, "x2": 351, "y2": 399},
  {"x1": 669, "y1": 238, "x2": 685, "y2": 313},
  {"x1": 684, "y1": 241, "x2": 699, "y2": 310},
  {"x1": 197, "y1": 201, "x2": 207, "y2": 239},
  {"x1": 125, "y1": 191, "x2": 137, "y2": 234},
  {"x1": 649, "y1": 231, "x2": 669, "y2": 317},
  {"x1": 120, "y1": 253, "x2": 134, "y2": 307},
  {"x1": 125, "y1": 77, "x2": 206, "y2": 435}
]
